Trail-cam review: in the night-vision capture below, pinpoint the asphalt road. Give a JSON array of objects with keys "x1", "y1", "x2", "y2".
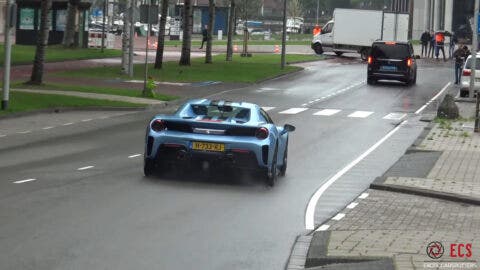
[{"x1": 0, "y1": 56, "x2": 453, "y2": 270}]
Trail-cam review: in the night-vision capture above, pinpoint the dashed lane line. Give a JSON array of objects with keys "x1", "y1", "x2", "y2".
[
  {"x1": 63, "y1": 122, "x2": 73, "y2": 126},
  {"x1": 128, "y1": 154, "x2": 142, "y2": 158},
  {"x1": 77, "y1": 166, "x2": 95, "y2": 171},
  {"x1": 346, "y1": 202, "x2": 359, "y2": 209},
  {"x1": 332, "y1": 213, "x2": 346, "y2": 221},
  {"x1": 348, "y1": 111, "x2": 374, "y2": 118},
  {"x1": 313, "y1": 109, "x2": 341, "y2": 116},
  {"x1": 315, "y1": 224, "x2": 330, "y2": 231},
  {"x1": 17, "y1": 130, "x2": 31, "y2": 134},
  {"x1": 13, "y1": 178, "x2": 37, "y2": 184},
  {"x1": 279, "y1": 108, "x2": 308, "y2": 114},
  {"x1": 383, "y1": 113, "x2": 407, "y2": 121},
  {"x1": 42, "y1": 126, "x2": 54, "y2": 130},
  {"x1": 81, "y1": 119, "x2": 93, "y2": 122},
  {"x1": 358, "y1": 193, "x2": 369, "y2": 199}
]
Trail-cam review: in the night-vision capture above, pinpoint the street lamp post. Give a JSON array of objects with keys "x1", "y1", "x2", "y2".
[
  {"x1": 474, "y1": 0, "x2": 480, "y2": 132},
  {"x1": 143, "y1": 0, "x2": 151, "y2": 94},
  {"x1": 280, "y1": 0, "x2": 287, "y2": 69},
  {"x1": 2, "y1": 0, "x2": 15, "y2": 110}
]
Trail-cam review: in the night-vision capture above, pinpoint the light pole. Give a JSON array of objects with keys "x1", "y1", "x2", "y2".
[
  {"x1": 473, "y1": 0, "x2": 480, "y2": 132},
  {"x1": 316, "y1": 0, "x2": 319, "y2": 25},
  {"x1": 280, "y1": 0, "x2": 287, "y2": 69},
  {"x1": 101, "y1": 0, "x2": 107, "y2": 52},
  {"x1": 128, "y1": 0, "x2": 136, "y2": 77},
  {"x1": 2, "y1": 0, "x2": 15, "y2": 110},
  {"x1": 143, "y1": 0, "x2": 151, "y2": 95}
]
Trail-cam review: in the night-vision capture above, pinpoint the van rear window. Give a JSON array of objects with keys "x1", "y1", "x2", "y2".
[{"x1": 371, "y1": 44, "x2": 410, "y2": 59}]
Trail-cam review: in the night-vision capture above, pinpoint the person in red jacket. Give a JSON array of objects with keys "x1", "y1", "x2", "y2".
[{"x1": 435, "y1": 31, "x2": 446, "y2": 61}]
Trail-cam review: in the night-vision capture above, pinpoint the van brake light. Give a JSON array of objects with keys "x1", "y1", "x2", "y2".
[
  {"x1": 367, "y1": 56, "x2": 373, "y2": 64},
  {"x1": 463, "y1": 69, "x2": 471, "y2": 76}
]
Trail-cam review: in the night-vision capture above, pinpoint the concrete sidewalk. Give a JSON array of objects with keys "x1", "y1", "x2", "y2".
[{"x1": 302, "y1": 102, "x2": 480, "y2": 270}]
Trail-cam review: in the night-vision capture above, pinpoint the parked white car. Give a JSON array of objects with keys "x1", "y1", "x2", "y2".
[{"x1": 460, "y1": 53, "x2": 480, "y2": 98}]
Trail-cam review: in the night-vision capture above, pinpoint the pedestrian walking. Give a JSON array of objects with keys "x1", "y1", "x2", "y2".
[
  {"x1": 435, "y1": 31, "x2": 446, "y2": 61},
  {"x1": 428, "y1": 30, "x2": 435, "y2": 58},
  {"x1": 199, "y1": 25, "x2": 208, "y2": 49},
  {"x1": 449, "y1": 32, "x2": 458, "y2": 59},
  {"x1": 453, "y1": 45, "x2": 467, "y2": 84},
  {"x1": 420, "y1": 30, "x2": 430, "y2": 57}
]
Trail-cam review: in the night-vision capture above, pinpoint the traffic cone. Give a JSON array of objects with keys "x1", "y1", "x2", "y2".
[
  {"x1": 274, "y1": 45, "x2": 280, "y2": 53},
  {"x1": 234, "y1": 44, "x2": 238, "y2": 52}
]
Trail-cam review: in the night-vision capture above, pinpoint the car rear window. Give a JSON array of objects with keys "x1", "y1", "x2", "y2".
[
  {"x1": 190, "y1": 105, "x2": 251, "y2": 122},
  {"x1": 465, "y1": 57, "x2": 480, "y2": 69},
  {"x1": 371, "y1": 43, "x2": 410, "y2": 59}
]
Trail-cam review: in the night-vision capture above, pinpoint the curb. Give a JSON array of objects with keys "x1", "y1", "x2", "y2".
[
  {"x1": 0, "y1": 106, "x2": 147, "y2": 120},
  {"x1": 370, "y1": 181, "x2": 480, "y2": 206},
  {"x1": 255, "y1": 67, "x2": 305, "y2": 84}
]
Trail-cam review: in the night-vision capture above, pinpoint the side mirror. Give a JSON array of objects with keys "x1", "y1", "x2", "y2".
[{"x1": 283, "y1": 124, "x2": 296, "y2": 132}]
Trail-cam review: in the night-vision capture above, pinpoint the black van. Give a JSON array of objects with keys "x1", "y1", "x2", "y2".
[{"x1": 367, "y1": 41, "x2": 417, "y2": 85}]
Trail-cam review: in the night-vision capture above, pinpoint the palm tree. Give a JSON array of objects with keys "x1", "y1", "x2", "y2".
[
  {"x1": 63, "y1": 0, "x2": 80, "y2": 47},
  {"x1": 205, "y1": 0, "x2": 215, "y2": 63},
  {"x1": 29, "y1": 0, "x2": 52, "y2": 84},
  {"x1": 155, "y1": 0, "x2": 170, "y2": 69},
  {"x1": 226, "y1": 0, "x2": 235, "y2": 61},
  {"x1": 179, "y1": 0, "x2": 193, "y2": 66}
]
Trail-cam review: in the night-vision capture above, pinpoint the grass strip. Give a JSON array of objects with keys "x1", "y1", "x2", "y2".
[
  {"x1": 55, "y1": 54, "x2": 323, "y2": 83},
  {"x1": 0, "y1": 91, "x2": 143, "y2": 116}
]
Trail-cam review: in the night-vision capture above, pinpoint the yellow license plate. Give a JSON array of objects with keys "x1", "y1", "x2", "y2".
[{"x1": 192, "y1": 141, "x2": 225, "y2": 152}]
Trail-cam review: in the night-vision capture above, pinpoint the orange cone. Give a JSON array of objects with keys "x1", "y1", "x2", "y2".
[{"x1": 274, "y1": 45, "x2": 280, "y2": 53}]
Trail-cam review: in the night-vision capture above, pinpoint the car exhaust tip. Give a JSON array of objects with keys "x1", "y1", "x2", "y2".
[{"x1": 176, "y1": 150, "x2": 187, "y2": 161}]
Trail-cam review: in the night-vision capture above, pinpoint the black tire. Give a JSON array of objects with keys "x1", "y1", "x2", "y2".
[
  {"x1": 360, "y1": 48, "x2": 369, "y2": 61},
  {"x1": 144, "y1": 158, "x2": 156, "y2": 177},
  {"x1": 334, "y1": 51, "x2": 344, "y2": 56},
  {"x1": 266, "y1": 144, "x2": 278, "y2": 187},
  {"x1": 279, "y1": 141, "x2": 288, "y2": 177},
  {"x1": 367, "y1": 77, "x2": 376, "y2": 85},
  {"x1": 460, "y1": 90, "x2": 469, "y2": 98},
  {"x1": 412, "y1": 72, "x2": 417, "y2": 85},
  {"x1": 313, "y1": 43, "x2": 323, "y2": 55}
]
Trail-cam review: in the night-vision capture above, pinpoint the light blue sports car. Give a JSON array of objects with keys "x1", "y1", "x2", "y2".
[{"x1": 144, "y1": 99, "x2": 295, "y2": 186}]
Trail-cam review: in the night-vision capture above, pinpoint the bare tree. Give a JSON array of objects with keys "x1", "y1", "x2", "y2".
[
  {"x1": 63, "y1": 0, "x2": 79, "y2": 47},
  {"x1": 288, "y1": 0, "x2": 303, "y2": 19},
  {"x1": 205, "y1": 0, "x2": 215, "y2": 63},
  {"x1": 154, "y1": 0, "x2": 170, "y2": 69},
  {"x1": 226, "y1": 0, "x2": 235, "y2": 61},
  {"x1": 29, "y1": 0, "x2": 52, "y2": 84},
  {"x1": 121, "y1": 0, "x2": 131, "y2": 74},
  {"x1": 179, "y1": 0, "x2": 193, "y2": 66}
]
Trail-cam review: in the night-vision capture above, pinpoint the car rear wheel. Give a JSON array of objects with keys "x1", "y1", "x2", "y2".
[
  {"x1": 280, "y1": 141, "x2": 288, "y2": 177},
  {"x1": 144, "y1": 158, "x2": 156, "y2": 177},
  {"x1": 367, "y1": 77, "x2": 376, "y2": 85},
  {"x1": 360, "y1": 48, "x2": 369, "y2": 61},
  {"x1": 266, "y1": 145, "x2": 278, "y2": 187},
  {"x1": 460, "y1": 90, "x2": 469, "y2": 98}
]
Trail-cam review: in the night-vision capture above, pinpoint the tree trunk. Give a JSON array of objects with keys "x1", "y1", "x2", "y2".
[
  {"x1": 30, "y1": 0, "x2": 52, "y2": 84},
  {"x1": 154, "y1": 0, "x2": 169, "y2": 69},
  {"x1": 179, "y1": 0, "x2": 192, "y2": 66},
  {"x1": 226, "y1": 0, "x2": 235, "y2": 61},
  {"x1": 121, "y1": 0, "x2": 131, "y2": 74},
  {"x1": 205, "y1": 0, "x2": 215, "y2": 63},
  {"x1": 63, "y1": 0, "x2": 79, "y2": 47}
]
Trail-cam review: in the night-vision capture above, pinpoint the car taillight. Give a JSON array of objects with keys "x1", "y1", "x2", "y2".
[
  {"x1": 406, "y1": 58, "x2": 413, "y2": 67},
  {"x1": 463, "y1": 69, "x2": 471, "y2": 76},
  {"x1": 367, "y1": 56, "x2": 373, "y2": 65},
  {"x1": 255, "y1": 127, "x2": 269, "y2": 139},
  {"x1": 151, "y1": 119, "x2": 166, "y2": 132}
]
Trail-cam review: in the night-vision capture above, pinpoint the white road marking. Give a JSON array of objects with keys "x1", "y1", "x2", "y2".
[
  {"x1": 259, "y1": 87, "x2": 280, "y2": 91},
  {"x1": 348, "y1": 111, "x2": 373, "y2": 118},
  {"x1": 346, "y1": 202, "x2": 359, "y2": 209},
  {"x1": 305, "y1": 121, "x2": 407, "y2": 230},
  {"x1": 128, "y1": 154, "x2": 142, "y2": 158},
  {"x1": 18, "y1": 130, "x2": 31, "y2": 134},
  {"x1": 332, "y1": 213, "x2": 346, "y2": 221},
  {"x1": 0, "y1": 134, "x2": 6, "y2": 138},
  {"x1": 99, "y1": 116, "x2": 110, "y2": 119},
  {"x1": 279, "y1": 108, "x2": 308, "y2": 114},
  {"x1": 383, "y1": 113, "x2": 406, "y2": 121},
  {"x1": 415, "y1": 82, "x2": 451, "y2": 115},
  {"x1": 359, "y1": 193, "x2": 369, "y2": 199},
  {"x1": 262, "y1": 107, "x2": 275, "y2": 112},
  {"x1": 42, "y1": 126, "x2": 54, "y2": 130},
  {"x1": 13, "y1": 178, "x2": 37, "y2": 184},
  {"x1": 81, "y1": 119, "x2": 92, "y2": 122},
  {"x1": 316, "y1": 224, "x2": 330, "y2": 231},
  {"x1": 63, "y1": 122, "x2": 73, "y2": 126},
  {"x1": 77, "y1": 166, "x2": 94, "y2": 171},
  {"x1": 314, "y1": 109, "x2": 341, "y2": 116}
]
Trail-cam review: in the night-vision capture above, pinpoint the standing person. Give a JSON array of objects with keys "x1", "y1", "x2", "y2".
[
  {"x1": 449, "y1": 32, "x2": 458, "y2": 59},
  {"x1": 435, "y1": 31, "x2": 446, "y2": 61},
  {"x1": 199, "y1": 25, "x2": 208, "y2": 49},
  {"x1": 420, "y1": 30, "x2": 430, "y2": 57},
  {"x1": 453, "y1": 45, "x2": 467, "y2": 84},
  {"x1": 428, "y1": 30, "x2": 435, "y2": 58}
]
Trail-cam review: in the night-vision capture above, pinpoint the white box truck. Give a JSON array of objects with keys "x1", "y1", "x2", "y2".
[{"x1": 311, "y1": 8, "x2": 409, "y2": 60}]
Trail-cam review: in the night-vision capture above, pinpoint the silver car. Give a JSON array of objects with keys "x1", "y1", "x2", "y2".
[{"x1": 460, "y1": 54, "x2": 480, "y2": 98}]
